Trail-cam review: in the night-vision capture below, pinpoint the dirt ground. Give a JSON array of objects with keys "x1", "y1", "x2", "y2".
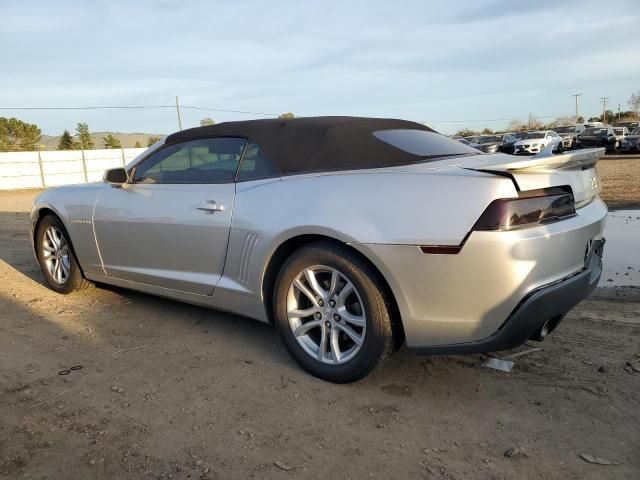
[
  {"x1": 0, "y1": 190, "x2": 639, "y2": 480},
  {"x1": 598, "y1": 157, "x2": 640, "y2": 209}
]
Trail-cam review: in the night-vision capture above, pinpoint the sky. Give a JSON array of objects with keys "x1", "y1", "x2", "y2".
[{"x1": 0, "y1": 0, "x2": 639, "y2": 135}]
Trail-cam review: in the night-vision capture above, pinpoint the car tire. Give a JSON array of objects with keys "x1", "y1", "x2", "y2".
[
  {"x1": 273, "y1": 241, "x2": 394, "y2": 383},
  {"x1": 36, "y1": 214, "x2": 92, "y2": 294}
]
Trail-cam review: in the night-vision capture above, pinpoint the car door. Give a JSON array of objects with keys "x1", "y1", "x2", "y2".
[{"x1": 93, "y1": 137, "x2": 247, "y2": 295}]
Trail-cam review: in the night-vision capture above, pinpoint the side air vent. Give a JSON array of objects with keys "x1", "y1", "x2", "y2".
[{"x1": 239, "y1": 232, "x2": 259, "y2": 284}]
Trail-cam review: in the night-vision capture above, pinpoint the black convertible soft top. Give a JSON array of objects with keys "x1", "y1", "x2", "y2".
[{"x1": 164, "y1": 116, "x2": 437, "y2": 175}]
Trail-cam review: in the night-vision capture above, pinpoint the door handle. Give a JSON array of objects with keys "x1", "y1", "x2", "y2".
[{"x1": 196, "y1": 201, "x2": 224, "y2": 213}]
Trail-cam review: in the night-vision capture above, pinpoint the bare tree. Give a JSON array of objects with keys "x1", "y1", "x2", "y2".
[{"x1": 629, "y1": 92, "x2": 640, "y2": 118}]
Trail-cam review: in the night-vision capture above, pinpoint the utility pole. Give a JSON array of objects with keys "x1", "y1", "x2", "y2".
[
  {"x1": 571, "y1": 93, "x2": 582, "y2": 124},
  {"x1": 617, "y1": 104, "x2": 621, "y2": 124},
  {"x1": 175, "y1": 96, "x2": 183, "y2": 131},
  {"x1": 600, "y1": 96, "x2": 609, "y2": 124}
]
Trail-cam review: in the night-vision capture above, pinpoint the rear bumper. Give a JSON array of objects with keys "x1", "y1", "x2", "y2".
[
  {"x1": 410, "y1": 238, "x2": 604, "y2": 354},
  {"x1": 353, "y1": 198, "x2": 607, "y2": 349}
]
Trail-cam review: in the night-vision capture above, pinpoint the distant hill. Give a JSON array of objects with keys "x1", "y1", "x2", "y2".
[{"x1": 39, "y1": 132, "x2": 164, "y2": 150}]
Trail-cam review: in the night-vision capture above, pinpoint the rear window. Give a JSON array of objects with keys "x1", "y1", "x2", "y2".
[
  {"x1": 584, "y1": 128, "x2": 606, "y2": 135},
  {"x1": 372, "y1": 129, "x2": 479, "y2": 158}
]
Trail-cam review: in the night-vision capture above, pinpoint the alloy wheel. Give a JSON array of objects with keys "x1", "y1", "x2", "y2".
[
  {"x1": 286, "y1": 265, "x2": 366, "y2": 364},
  {"x1": 42, "y1": 225, "x2": 70, "y2": 285}
]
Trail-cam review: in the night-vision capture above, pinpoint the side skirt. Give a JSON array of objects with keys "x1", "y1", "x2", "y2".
[{"x1": 85, "y1": 273, "x2": 269, "y2": 323}]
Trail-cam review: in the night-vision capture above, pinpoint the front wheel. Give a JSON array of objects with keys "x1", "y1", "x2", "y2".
[
  {"x1": 36, "y1": 214, "x2": 92, "y2": 293},
  {"x1": 273, "y1": 242, "x2": 394, "y2": 383}
]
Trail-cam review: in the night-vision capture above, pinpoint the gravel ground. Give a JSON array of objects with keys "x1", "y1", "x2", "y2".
[
  {"x1": 1, "y1": 190, "x2": 639, "y2": 480},
  {"x1": 598, "y1": 157, "x2": 640, "y2": 209}
]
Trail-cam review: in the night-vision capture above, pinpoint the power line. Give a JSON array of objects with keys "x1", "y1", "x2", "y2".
[
  {"x1": 0, "y1": 105, "x2": 279, "y2": 116},
  {"x1": 422, "y1": 115, "x2": 567, "y2": 124}
]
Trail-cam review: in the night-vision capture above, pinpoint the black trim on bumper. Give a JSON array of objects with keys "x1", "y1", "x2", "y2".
[{"x1": 410, "y1": 239, "x2": 605, "y2": 355}]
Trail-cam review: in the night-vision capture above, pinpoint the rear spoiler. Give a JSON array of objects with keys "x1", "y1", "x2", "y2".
[{"x1": 473, "y1": 147, "x2": 605, "y2": 172}]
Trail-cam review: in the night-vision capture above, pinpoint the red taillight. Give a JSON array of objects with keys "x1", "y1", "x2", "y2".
[
  {"x1": 419, "y1": 245, "x2": 462, "y2": 254},
  {"x1": 473, "y1": 187, "x2": 576, "y2": 231}
]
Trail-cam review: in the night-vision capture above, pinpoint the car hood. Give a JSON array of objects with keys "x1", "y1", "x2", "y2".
[{"x1": 514, "y1": 138, "x2": 544, "y2": 145}]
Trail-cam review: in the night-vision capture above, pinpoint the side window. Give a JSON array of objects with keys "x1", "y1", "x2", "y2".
[
  {"x1": 237, "y1": 142, "x2": 279, "y2": 181},
  {"x1": 134, "y1": 137, "x2": 246, "y2": 184}
]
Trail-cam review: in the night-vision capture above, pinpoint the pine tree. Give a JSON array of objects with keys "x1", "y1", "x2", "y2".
[
  {"x1": 134, "y1": 141, "x2": 141, "y2": 148},
  {"x1": 75, "y1": 122, "x2": 94, "y2": 149},
  {"x1": 147, "y1": 135, "x2": 161, "y2": 147},
  {"x1": 0, "y1": 117, "x2": 41, "y2": 151},
  {"x1": 102, "y1": 134, "x2": 122, "y2": 149},
  {"x1": 58, "y1": 130, "x2": 77, "y2": 150}
]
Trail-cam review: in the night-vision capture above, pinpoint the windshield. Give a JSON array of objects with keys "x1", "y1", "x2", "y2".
[
  {"x1": 522, "y1": 131, "x2": 545, "y2": 139},
  {"x1": 373, "y1": 129, "x2": 480, "y2": 159},
  {"x1": 613, "y1": 128, "x2": 624, "y2": 135},
  {"x1": 554, "y1": 126, "x2": 575, "y2": 134},
  {"x1": 477, "y1": 135, "x2": 502, "y2": 144},
  {"x1": 632, "y1": 127, "x2": 640, "y2": 135},
  {"x1": 584, "y1": 128, "x2": 607, "y2": 136}
]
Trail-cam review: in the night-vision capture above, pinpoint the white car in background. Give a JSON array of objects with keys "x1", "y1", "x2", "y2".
[
  {"x1": 513, "y1": 130, "x2": 563, "y2": 155},
  {"x1": 613, "y1": 127, "x2": 629, "y2": 149}
]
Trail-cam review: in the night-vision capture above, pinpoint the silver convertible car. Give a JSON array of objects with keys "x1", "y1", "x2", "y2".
[{"x1": 31, "y1": 117, "x2": 606, "y2": 382}]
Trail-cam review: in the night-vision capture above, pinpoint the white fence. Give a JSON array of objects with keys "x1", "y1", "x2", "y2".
[{"x1": 0, "y1": 148, "x2": 147, "y2": 189}]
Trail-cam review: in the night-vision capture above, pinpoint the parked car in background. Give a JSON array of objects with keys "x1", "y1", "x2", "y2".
[
  {"x1": 498, "y1": 131, "x2": 527, "y2": 154},
  {"x1": 29, "y1": 116, "x2": 607, "y2": 382},
  {"x1": 513, "y1": 130, "x2": 563, "y2": 155},
  {"x1": 463, "y1": 136, "x2": 480, "y2": 145},
  {"x1": 453, "y1": 137, "x2": 472, "y2": 146},
  {"x1": 553, "y1": 125, "x2": 586, "y2": 149},
  {"x1": 612, "y1": 126, "x2": 629, "y2": 149},
  {"x1": 575, "y1": 126, "x2": 617, "y2": 152},
  {"x1": 614, "y1": 120, "x2": 639, "y2": 131},
  {"x1": 581, "y1": 122, "x2": 606, "y2": 129},
  {"x1": 470, "y1": 134, "x2": 516, "y2": 153},
  {"x1": 619, "y1": 126, "x2": 640, "y2": 152}
]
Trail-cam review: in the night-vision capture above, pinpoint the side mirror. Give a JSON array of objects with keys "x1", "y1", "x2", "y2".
[{"x1": 104, "y1": 167, "x2": 128, "y2": 187}]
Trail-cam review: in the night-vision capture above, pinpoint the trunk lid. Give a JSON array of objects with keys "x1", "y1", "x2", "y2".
[{"x1": 465, "y1": 147, "x2": 605, "y2": 207}]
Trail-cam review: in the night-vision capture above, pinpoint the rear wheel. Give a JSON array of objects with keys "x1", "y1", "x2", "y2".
[
  {"x1": 36, "y1": 214, "x2": 92, "y2": 293},
  {"x1": 273, "y1": 242, "x2": 394, "y2": 383}
]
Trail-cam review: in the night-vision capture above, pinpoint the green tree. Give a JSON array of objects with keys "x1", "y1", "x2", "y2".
[
  {"x1": 134, "y1": 141, "x2": 142, "y2": 148},
  {"x1": 147, "y1": 135, "x2": 162, "y2": 147},
  {"x1": 58, "y1": 130, "x2": 78, "y2": 150},
  {"x1": 0, "y1": 117, "x2": 41, "y2": 151},
  {"x1": 278, "y1": 112, "x2": 295, "y2": 119},
  {"x1": 200, "y1": 118, "x2": 215, "y2": 126},
  {"x1": 75, "y1": 122, "x2": 94, "y2": 149},
  {"x1": 481, "y1": 127, "x2": 494, "y2": 134},
  {"x1": 102, "y1": 134, "x2": 122, "y2": 149}
]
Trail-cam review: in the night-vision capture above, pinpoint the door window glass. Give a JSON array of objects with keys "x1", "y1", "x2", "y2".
[{"x1": 134, "y1": 137, "x2": 247, "y2": 184}]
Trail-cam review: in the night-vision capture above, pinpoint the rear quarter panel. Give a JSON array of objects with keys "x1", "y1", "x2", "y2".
[{"x1": 220, "y1": 169, "x2": 517, "y2": 299}]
